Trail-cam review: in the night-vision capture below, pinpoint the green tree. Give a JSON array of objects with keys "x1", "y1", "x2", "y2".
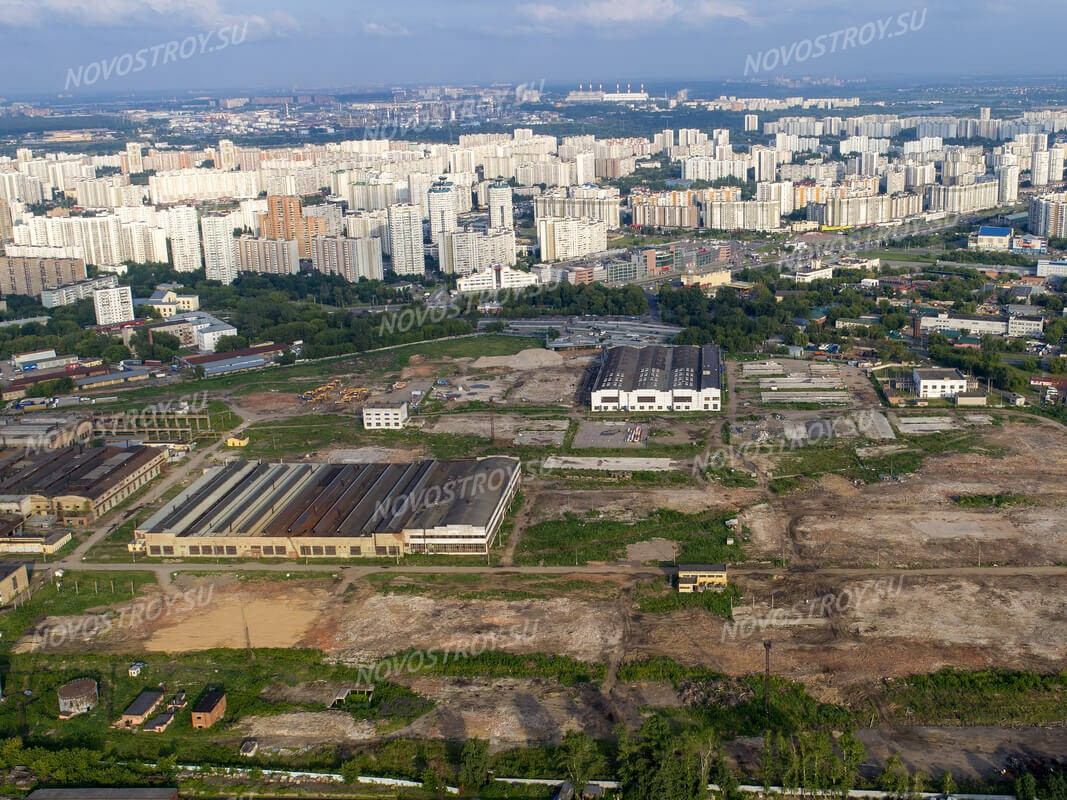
[
  {"x1": 458, "y1": 738, "x2": 490, "y2": 792},
  {"x1": 878, "y1": 753, "x2": 911, "y2": 800},
  {"x1": 1016, "y1": 772, "x2": 1037, "y2": 800},
  {"x1": 939, "y1": 770, "x2": 955, "y2": 797},
  {"x1": 561, "y1": 731, "x2": 604, "y2": 793}
]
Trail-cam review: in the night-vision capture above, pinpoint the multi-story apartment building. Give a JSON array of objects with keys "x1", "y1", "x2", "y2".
[
  {"x1": 41, "y1": 274, "x2": 118, "y2": 308},
  {"x1": 309, "y1": 236, "x2": 384, "y2": 282},
  {"x1": 0, "y1": 256, "x2": 87, "y2": 297},
  {"x1": 236, "y1": 237, "x2": 300, "y2": 275},
  {"x1": 92, "y1": 285, "x2": 134, "y2": 326},
  {"x1": 533, "y1": 186, "x2": 622, "y2": 228},
  {"x1": 200, "y1": 212, "x2": 240, "y2": 285},
  {"x1": 536, "y1": 217, "x2": 608, "y2": 261},
  {"x1": 428, "y1": 182, "x2": 458, "y2": 246},
  {"x1": 387, "y1": 203, "x2": 425, "y2": 275},
  {"x1": 487, "y1": 182, "x2": 513, "y2": 230}
]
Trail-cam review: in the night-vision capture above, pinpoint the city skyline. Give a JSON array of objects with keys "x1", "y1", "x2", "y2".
[{"x1": 2, "y1": 0, "x2": 1067, "y2": 95}]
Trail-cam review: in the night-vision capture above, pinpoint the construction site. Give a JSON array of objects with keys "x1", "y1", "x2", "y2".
[{"x1": 3, "y1": 336, "x2": 1066, "y2": 788}]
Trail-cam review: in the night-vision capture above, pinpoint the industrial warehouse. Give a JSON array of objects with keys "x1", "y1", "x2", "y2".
[
  {"x1": 134, "y1": 457, "x2": 521, "y2": 558},
  {"x1": 590, "y1": 344, "x2": 723, "y2": 412},
  {"x1": 0, "y1": 445, "x2": 166, "y2": 522}
]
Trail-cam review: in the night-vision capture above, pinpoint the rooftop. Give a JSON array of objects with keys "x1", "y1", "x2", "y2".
[
  {"x1": 592, "y1": 345, "x2": 722, "y2": 394},
  {"x1": 140, "y1": 458, "x2": 520, "y2": 540}
]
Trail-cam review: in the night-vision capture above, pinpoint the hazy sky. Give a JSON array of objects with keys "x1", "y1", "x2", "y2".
[{"x1": 0, "y1": 0, "x2": 1063, "y2": 98}]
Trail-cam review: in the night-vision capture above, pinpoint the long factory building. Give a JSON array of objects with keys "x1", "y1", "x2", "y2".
[
  {"x1": 0, "y1": 445, "x2": 166, "y2": 522},
  {"x1": 590, "y1": 344, "x2": 723, "y2": 412},
  {"x1": 134, "y1": 457, "x2": 521, "y2": 558}
]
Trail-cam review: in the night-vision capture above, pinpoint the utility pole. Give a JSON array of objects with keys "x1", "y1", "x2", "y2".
[
  {"x1": 763, "y1": 641, "x2": 772, "y2": 719},
  {"x1": 489, "y1": 399, "x2": 495, "y2": 443}
]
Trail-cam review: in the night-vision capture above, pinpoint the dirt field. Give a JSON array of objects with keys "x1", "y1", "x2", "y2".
[
  {"x1": 522, "y1": 483, "x2": 762, "y2": 525},
  {"x1": 743, "y1": 420, "x2": 1067, "y2": 568},
  {"x1": 427, "y1": 414, "x2": 569, "y2": 445}
]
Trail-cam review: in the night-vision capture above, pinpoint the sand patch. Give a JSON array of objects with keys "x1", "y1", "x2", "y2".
[{"x1": 144, "y1": 592, "x2": 322, "y2": 651}]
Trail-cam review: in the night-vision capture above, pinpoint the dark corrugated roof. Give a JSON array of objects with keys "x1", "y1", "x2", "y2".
[{"x1": 592, "y1": 345, "x2": 721, "y2": 393}]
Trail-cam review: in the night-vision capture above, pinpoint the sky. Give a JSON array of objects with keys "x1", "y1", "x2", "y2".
[{"x1": 0, "y1": 0, "x2": 1065, "y2": 98}]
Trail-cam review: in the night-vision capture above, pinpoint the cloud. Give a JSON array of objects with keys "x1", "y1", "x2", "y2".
[
  {"x1": 362, "y1": 21, "x2": 410, "y2": 37},
  {"x1": 516, "y1": 0, "x2": 753, "y2": 30},
  {"x1": 0, "y1": 0, "x2": 298, "y2": 34}
]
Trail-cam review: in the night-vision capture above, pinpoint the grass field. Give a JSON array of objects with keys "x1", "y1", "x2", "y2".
[
  {"x1": 514, "y1": 509, "x2": 743, "y2": 566},
  {"x1": 0, "y1": 570, "x2": 158, "y2": 651}
]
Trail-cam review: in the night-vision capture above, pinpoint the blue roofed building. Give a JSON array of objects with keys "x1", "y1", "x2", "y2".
[{"x1": 969, "y1": 226, "x2": 1013, "y2": 251}]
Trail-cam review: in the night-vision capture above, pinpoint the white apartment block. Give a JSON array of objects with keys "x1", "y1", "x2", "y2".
[
  {"x1": 387, "y1": 203, "x2": 425, "y2": 275},
  {"x1": 363, "y1": 401, "x2": 410, "y2": 430},
  {"x1": 487, "y1": 183, "x2": 514, "y2": 230},
  {"x1": 455, "y1": 265, "x2": 539, "y2": 294},
  {"x1": 159, "y1": 206, "x2": 203, "y2": 272},
  {"x1": 236, "y1": 237, "x2": 300, "y2": 275},
  {"x1": 92, "y1": 285, "x2": 134, "y2": 326},
  {"x1": 924, "y1": 179, "x2": 999, "y2": 214},
  {"x1": 41, "y1": 275, "x2": 118, "y2": 308},
  {"x1": 913, "y1": 368, "x2": 967, "y2": 399},
  {"x1": 704, "y1": 200, "x2": 781, "y2": 231},
  {"x1": 200, "y1": 212, "x2": 240, "y2": 285},
  {"x1": 147, "y1": 169, "x2": 262, "y2": 204},
  {"x1": 310, "y1": 236, "x2": 384, "y2": 282},
  {"x1": 345, "y1": 209, "x2": 390, "y2": 255},
  {"x1": 536, "y1": 216, "x2": 608, "y2": 262},
  {"x1": 428, "y1": 182, "x2": 458, "y2": 245},
  {"x1": 440, "y1": 228, "x2": 517, "y2": 276},
  {"x1": 533, "y1": 186, "x2": 621, "y2": 228}
]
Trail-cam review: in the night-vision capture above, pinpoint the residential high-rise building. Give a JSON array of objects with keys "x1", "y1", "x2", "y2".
[
  {"x1": 1032, "y1": 150, "x2": 1051, "y2": 187},
  {"x1": 92, "y1": 285, "x2": 134, "y2": 326},
  {"x1": 309, "y1": 236, "x2": 383, "y2": 282},
  {"x1": 218, "y1": 139, "x2": 237, "y2": 171},
  {"x1": 536, "y1": 217, "x2": 608, "y2": 262},
  {"x1": 159, "y1": 206, "x2": 203, "y2": 273},
  {"x1": 744, "y1": 114, "x2": 759, "y2": 132},
  {"x1": 259, "y1": 195, "x2": 330, "y2": 258},
  {"x1": 408, "y1": 173, "x2": 432, "y2": 219},
  {"x1": 387, "y1": 203, "x2": 425, "y2": 276},
  {"x1": 201, "y1": 213, "x2": 240, "y2": 284},
  {"x1": 236, "y1": 236, "x2": 300, "y2": 275},
  {"x1": 1029, "y1": 191, "x2": 1067, "y2": 238},
  {"x1": 345, "y1": 209, "x2": 390, "y2": 255},
  {"x1": 0, "y1": 256, "x2": 87, "y2": 297},
  {"x1": 0, "y1": 198, "x2": 13, "y2": 243},
  {"x1": 440, "y1": 228, "x2": 516, "y2": 275},
  {"x1": 428, "y1": 182, "x2": 458, "y2": 245},
  {"x1": 125, "y1": 142, "x2": 143, "y2": 174},
  {"x1": 487, "y1": 183, "x2": 514, "y2": 230},
  {"x1": 998, "y1": 165, "x2": 1021, "y2": 205}
]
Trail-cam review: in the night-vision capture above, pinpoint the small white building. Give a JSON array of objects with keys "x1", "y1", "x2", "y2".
[
  {"x1": 913, "y1": 367, "x2": 968, "y2": 399},
  {"x1": 363, "y1": 400, "x2": 409, "y2": 429},
  {"x1": 793, "y1": 263, "x2": 834, "y2": 283}
]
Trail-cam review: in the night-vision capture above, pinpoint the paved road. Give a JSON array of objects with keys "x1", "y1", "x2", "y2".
[{"x1": 54, "y1": 558, "x2": 1067, "y2": 581}]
